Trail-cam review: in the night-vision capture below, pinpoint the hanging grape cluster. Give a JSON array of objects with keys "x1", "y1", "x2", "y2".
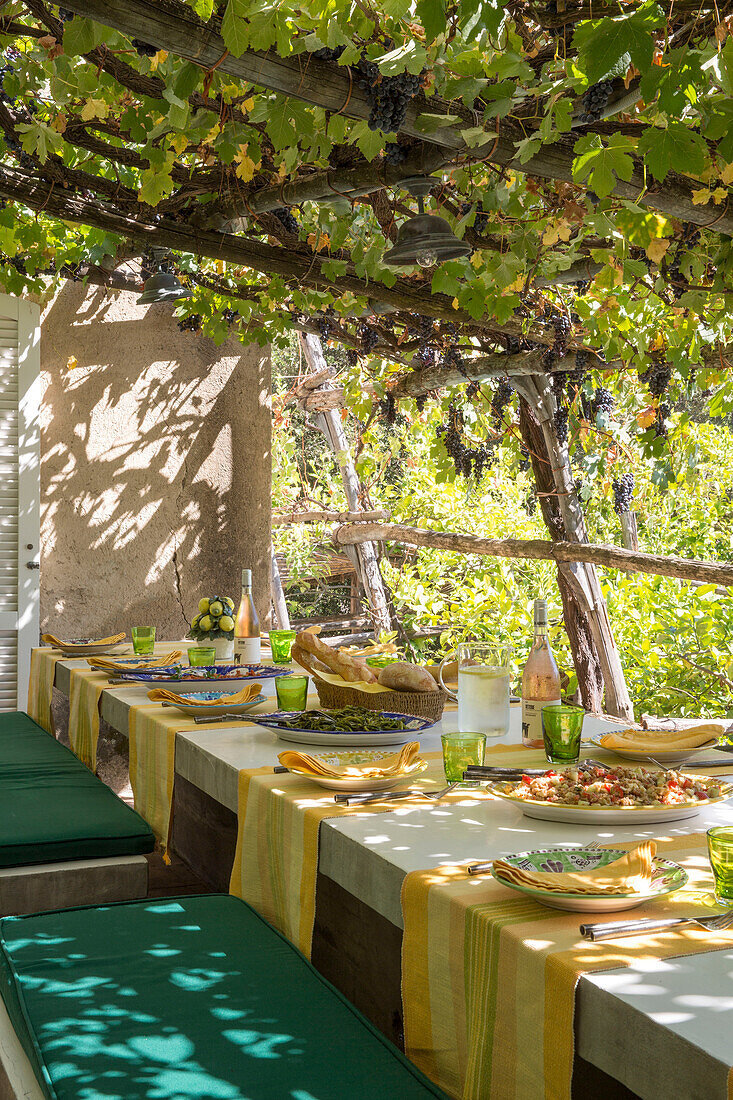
[
  {"x1": 612, "y1": 472, "x2": 634, "y2": 515},
  {"x1": 640, "y1": 361, "x2": 672, "y2": 398},
  {"x1": 591, "y1": 386, "x2": 614, "y2": 416},
  {"x1": 553, "y1": 404, "x2": 569, "y2": 444},
  {"x1": 667, "y1": 224, "x2": 701, "y2": 298},
  {"x1": 131, "y1": 39, "x2": 159, "y2": 58},
  {"x1": 272, "y1": 207, "x2": 299, "y2": 234},
  {"x1": 354, "y1": 56, "x2": 422, "y2": 132},
  {"x1": 357, "y1": 323, "x2": 379, "y2": 353},
  {"x1": 436, "y1": 405, "x2": 496, "y2": 480},
  {"x1": 577, "y1": 80, "x2": 614, "y2": 123},
  {"x1": 654, "y1": 403, "x2": 671, "y2": 439},
  {"x1": 384, "y1": 142, "x2": 409, "y2": 166},
  {"x1": 491, "y1": 379, "x2": 514, "y2": 424},
  {"x1": 177, "y1": 314, "x2": 202, "y2": 334},
  {"x1": 379, "y1": 393, "x2": 397, "y2": 425}
]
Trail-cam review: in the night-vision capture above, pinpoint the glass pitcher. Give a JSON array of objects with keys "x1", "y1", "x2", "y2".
[{"x1": 439, "y1": 642, "x2": 512, "y2": 737}]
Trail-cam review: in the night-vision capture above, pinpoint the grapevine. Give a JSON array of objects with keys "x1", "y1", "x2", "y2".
[
  {"x1": 272, "y1": 207, "x2": 299, "y2": 234},
  {"x1": 553, "y1": 404, "x2": 569, "y2": 444},
  {"x1": 612, "y1": 472, "x2": 634, "y2": 515},
  {"x1": 354, "y1": 56, "x2": 422, "y2": 133},
  {"x1": 357, "y1": 323, "x2": 379, "y2": 353},
  {"x1": 491, "y1": 379, "x2": 514, "y2": 423},
  {"x1": 591, "y1": 386, "x2": 614, "y2": 416},
  {"x1": 177, "y1": 314, "x2": 202, "y2": 334},
  {"x1": 640, "y1": 362, "x2": 671, "y2": 398},
  {"x1": 384, "y1": 142, "x2": 409, "y2": 166},
  {"x1": 578, "y1": 80, "x2": 614, "y2": 124},
  {"x1": 131, "y1": 39, "x2": 159, "y2": 58}
]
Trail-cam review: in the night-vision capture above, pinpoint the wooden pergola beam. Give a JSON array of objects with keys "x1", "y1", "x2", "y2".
[{"x1": 333, "y1": 521, "x2": 733, "y2": 588}]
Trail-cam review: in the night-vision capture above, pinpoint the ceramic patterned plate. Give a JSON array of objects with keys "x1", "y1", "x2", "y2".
[
  {"x1": 163, "y1": 691, "x2": 267, "y2": 718},
  {"x1": 254, "y1": 710, "x2": 435, "y2": 747},
  {"x1": 286, "y1": 749, "x2": 428, "y2": 792},
  {"x1": 116, "y1": 664, "x2": 291, "y2": 691},
  {"x1": 51, "y1": 641, "x2": 127, "y2": 658},
  {"x1": 588, "y1": 734, "x2": 721, "y2": 765},
  {"x1": 487, "y1": 774, "x2": 733, "y2": 824},
  {"x1": 490, "y1": 847, "x2": 688, "y2": 912}
]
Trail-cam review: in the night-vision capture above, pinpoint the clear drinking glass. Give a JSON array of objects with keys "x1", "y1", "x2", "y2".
[
  {"x1": 275, "y1": 675, "x2": 309, "y2": 711},
  {"x1": 541, "y1": 704, "x2": 584, "y2": 764},
  {"x1": 268, "y1": 629, "x2": 296, "y2": 663},
  {"x1": 439, "y1": 643, "x2": 512, "y2": 737},
  {"x1": 131, "y1": 626, "x2": 155, "y2": 656},
  {"x1": 707, "y1": 826, "x2": 733, "y2": 906},
  {"x1": 441, "y1": 733, "x2": 486, "y2": 782}
]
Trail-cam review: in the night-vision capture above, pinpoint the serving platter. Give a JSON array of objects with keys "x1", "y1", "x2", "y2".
[
  {"x1": 490, "y1": 847, "x2": 688, "y2": 913},
  {"x1": 163, "y1": 691, "x2": 267, "y2": 718},
  {"x1": 254, "y1": 710, "x2": 435, "y2": 747},
  {"x1": 115, "y1": 664, "x2": 291, "y2": 690},
  {"x1": 588, "y1": 734, "x2": 720, "y2": 766},
  {"x1": 487, "y1": 775, "x2": 733, "y2": 824},
  {"x1": 285, "y1": 749, "x2": 428, "y2": 792}
]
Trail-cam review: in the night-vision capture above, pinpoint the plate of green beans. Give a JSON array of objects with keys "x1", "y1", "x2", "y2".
[{"x1": 254, "y1": 707, "x2": 435, "y2": 746}]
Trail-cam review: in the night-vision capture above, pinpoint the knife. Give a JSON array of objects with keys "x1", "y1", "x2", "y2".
[
  {"x1": 333, "y1": 788, "x2": 421, "y2": 806},
  {"x1": 192, "y1": 712, "x2": 260, "y2": 724}
]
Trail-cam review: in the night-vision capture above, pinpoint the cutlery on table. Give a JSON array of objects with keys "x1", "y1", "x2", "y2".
[
  {"x1": 334, "y1": 782, "x2": 461, "y2": 807},
  {"x1": 579, "y1": 912, "x2": 733, "y2": 941},
  {"x1": 192, "y1": 712, "x2": 260, "y2": 724}
]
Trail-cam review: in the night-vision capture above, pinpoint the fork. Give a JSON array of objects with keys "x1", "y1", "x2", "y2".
[
  {"x1": 579, "y1": 911, "x2": 733, "y2": 941},
  {"x1": 334, "y1": 781, "x2": 461, "y2": 807}
]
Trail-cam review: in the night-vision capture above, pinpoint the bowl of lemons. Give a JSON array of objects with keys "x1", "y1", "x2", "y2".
[{"x1": 187, "y1": 595, "x2": 236, "y2": 662}]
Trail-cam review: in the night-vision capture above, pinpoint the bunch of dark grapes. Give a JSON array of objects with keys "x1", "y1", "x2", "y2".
[
  {"x1": 384, "y1": 142, "x2": 409, "y2": 166},
  {"x1": 441, "y1": 345, "x2": 463, "y2": 371},
  {"x1": 379, "y1": 393, "x2": 397, "y2": 425},
  {"x1": 554, "y1": 404, "x2": 569, "y2": 444},
  {"x1": 578, "y1": 80, "x2": 614, "y2": 123},
  {"x1": 519, "y1": 446, "x2": 531, "y2": 473},
  {"x1": 345, "y1": 348, "x2": 358, "y2": 367},
  {"x1": 551, "y1": 372, "x2": 566, "y2": 402},
  {"x1": 541, "y1": 348, "x2": 557, "y2": 370},
  {"x1": 355, "y1": 56, "x2": 421, "y2": 133},
  {"x1": 591, "y1": 386, "x2": 614, "y2": 416},
  {"x1": 640, "y1": 361, "x2": 671, "y2": 398},
  {"x1": 552, "y1": 313, "x2": 571, "y2": 357},
  {"x1": 612, "y1": 472, "x2": 634, "y2": 515},
  {"x1": 0, "y1": 64, "x2": 13, "y2": 107},
  {"x1": 222, "y1": 308, "x2": 239, "y2": 324},
  {"x1": 132, "y1": 39, "x2": 159, "y2": 58},
  {"x1": 312, "y1": 46, "x2": 345, "y2": 62},
  {"x1": 491, "y1": 379, "x2": 514, "y2": 423},
  {"x1": 178, "y1": 314, "x2": 202, "y2": 333},
  {"x1": 569, "y1": 349, "x2": 588, "y2": 383},
  {"x1": 316, "y1": 313, "x2": 333, "y2": 339},
  {"x1": 357, "y1": 323, "x2": 379, "y2": 353},
  {"x1": 406, "y1": 314, "x2": 434, "y2": 340},
  {"x1": 272, "y1": 207, "x2": 299, "y2": 234},
  {"x1": 415, "y1": 395, "x2": 426, "y2": 412},
  {"x1": 415, "y1": 343, "x2": 439, "y2": 368},
  {"x1": 466, "y1": 380, "x2": 480, "y2": 400},
  {"x1": 654, "y1": 403, "x2": 670, "y2": 439}
]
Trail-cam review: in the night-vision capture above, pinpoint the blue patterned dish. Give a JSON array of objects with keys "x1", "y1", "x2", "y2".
[
  {"x1": 117, "y1": 664, "x2": 290, "y2": 691},
  {"x1": 254, "y1": 710, "x2": 436, "y2": 747}
]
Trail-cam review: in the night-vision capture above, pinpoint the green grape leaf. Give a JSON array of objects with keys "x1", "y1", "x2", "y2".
[
  {"x1": 221, "y1": 0, "x2": 250, "y2": 57},
  {"x1": 15, "y1": 123, "x2": 63, "y2": 164},
  {"x1": 138, "y1": 166, "x2": 174, "y2": 206},
  {"x1": 573, "y1": 2, "x2": 665, "y2": 85},
  {"x1": 636, "y1": 124, "x2": 709, "y2": 183},
  {"x1": 62, "y1": 16, "x2": 106, "y2": 55},
  {"x1": 266, "y1": 99, "x2": 298, "y2": 149},
  {"x1": 417, "y1": 0, "x2": 446, "y2": 43},
  {"x1": 572, "y1": 133, "x2": 635, "y2": 198}
]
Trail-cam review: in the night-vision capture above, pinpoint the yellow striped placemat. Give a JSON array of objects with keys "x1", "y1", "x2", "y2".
[
  {"x1": 402, "y1": 801, "x2": 732, "y2": 1099},
  {"x1": 228, "y1": 744, "x2": 525, "y2": 959},
  {"x1": 27, "y1": 647, "x2": 61, "y2": 733},
  {"x1": 68, "y1": 667, "x2": 111, "y2": 771}
]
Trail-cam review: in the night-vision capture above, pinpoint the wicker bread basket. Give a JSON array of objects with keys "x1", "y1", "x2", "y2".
[{"x1": 313, "y1": 676, "x2": 447, "y2": 721}]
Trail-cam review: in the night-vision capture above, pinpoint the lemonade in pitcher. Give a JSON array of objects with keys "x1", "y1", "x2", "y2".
[{"x1": 440, "y1": 644, "x2": 512, "y2": 738}]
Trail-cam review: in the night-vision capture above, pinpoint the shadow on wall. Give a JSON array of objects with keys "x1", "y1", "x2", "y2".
[{"x1": 39, "y1": 282, "x2": 272, "y2": 640}]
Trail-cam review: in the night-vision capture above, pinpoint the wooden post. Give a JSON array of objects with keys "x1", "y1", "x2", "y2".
[
  {"x1": 620, "y1": 511, "x2": 639, "y2": 552},
  {"x1": 511, "y1": 376, "x2": 633, "y2": 720},
  {"x1": 297, "y1": 332, "x2": 392, "y2": 634},
  {"x1": 270, "y1": 546, "x2": 290, "y2": 629}
]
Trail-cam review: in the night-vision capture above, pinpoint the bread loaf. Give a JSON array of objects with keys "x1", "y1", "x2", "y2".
[
  {"x1": 295, "y1": 631, "x2": 378, "y2": 683},
  {"x1": 378, "y1": 662, "x2": 439, "y2": 693}
]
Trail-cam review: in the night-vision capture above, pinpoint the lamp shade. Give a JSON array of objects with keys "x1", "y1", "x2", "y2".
[
  {"x1": 383, "y1": 213, "x2": 472, "y2": 268},
  {"x1": 137, "y1": 271, "x2": 192, "y2": 304}
]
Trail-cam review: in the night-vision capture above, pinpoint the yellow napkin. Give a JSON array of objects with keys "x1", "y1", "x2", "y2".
[
  {"x1": 88, "y1": 652, "x2": 184, "y2": 672},
  {"x1": 278, "y1": 740, "x2": 423, "y2": 779},
  {"x1": 42, "y1": 632, "x2": 126, "y2": 649},
  {"x1": 601, "y1": 722, "x2": 725, "y2": 753},
  {"x1": 147, "y1": 683, "x2": 263, "y2": 708},
  {"x1": 493, "y1": 841, "x2": 657, "y2": 897}
]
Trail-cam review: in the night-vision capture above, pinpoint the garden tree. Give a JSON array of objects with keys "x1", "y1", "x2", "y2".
[{"x1": 2, "y1": 0, "x2": 733, "y2": 712}]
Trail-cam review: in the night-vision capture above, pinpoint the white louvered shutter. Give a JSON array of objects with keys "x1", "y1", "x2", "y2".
[{"x1": 0, "y1": 296, "x2": 40, "y2": 710}]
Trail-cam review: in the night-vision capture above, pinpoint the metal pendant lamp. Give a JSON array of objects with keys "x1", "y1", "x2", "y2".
[
  {"x1": 383, "y1": 176, "x2": 472, "y2": 269},
  {"x1": 137, "y1": 269, "x2": 192, "y2": 304}
]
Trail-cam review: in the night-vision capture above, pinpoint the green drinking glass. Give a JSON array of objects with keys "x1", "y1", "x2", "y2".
[
  {"x1": 131, "y1": 626, "x2": 155, "y2": 656},
  {"x1": 188, "y1": 646, "x2": 215, "y2": 666},
  {"x1": 441, "y1": 733, "x2": 486, "y2": 783},
  {"x1": 269, "y1": 629, "x2": 296, "y2": 663},
  {"x1": 541, "y1": 704, "x2": 584, "y2": 765},
  {"x1": 707, "y1": 826, "x2": 733, "y2": 906},
  {"x1": 275, "y1": 675, "x2": 309, "y2": 712}
]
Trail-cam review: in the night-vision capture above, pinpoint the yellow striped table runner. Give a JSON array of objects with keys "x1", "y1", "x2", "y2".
[
  {"x1": 401, "y1": 749, "x2": 733, "y2": 1100},
  {"x1": 129, "y1": 705, "x2": 256, "y2": 860},
  {"x1": 68, "y1": 667, "x2": 112, "y2": 771},
  {"x1": 27, "y1": 647, "x2": 62, "y2": 733},
  {"x1": 228, "y1": 744, "x2": 524, "y2": 959}
]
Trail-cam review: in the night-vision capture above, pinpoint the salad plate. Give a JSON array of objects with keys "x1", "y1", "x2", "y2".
[
  {"x1": 163, "y1": 691, "x2": 267, "y2": 718},
  {"x1": 253, "y1": 710, "x2": 435, "y2": 747},
  {"x1": 115, "y1": 664, "x2": 290, "y2": 691},
  {"x1": 490, "y1": 847, "x2": 688, "y2": 913}
]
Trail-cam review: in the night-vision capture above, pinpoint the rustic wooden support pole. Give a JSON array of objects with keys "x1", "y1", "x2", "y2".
[
  {"x1": 298, "y1": 333, "x2": 392, "y2": 634},
  {"x1": 620, "y1": 512, "x2": 640, "y2": 553},
  {"x1": 270, "y1": 545, "x2": 290, "y2": 629},
  {"x1": 273, "y1": 509, "x2": 392, "y2": 526}
]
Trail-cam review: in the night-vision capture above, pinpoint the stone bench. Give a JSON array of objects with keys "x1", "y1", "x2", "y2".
[{"x1": 0, "y1": 712, "x2": 154, "y2": 916}]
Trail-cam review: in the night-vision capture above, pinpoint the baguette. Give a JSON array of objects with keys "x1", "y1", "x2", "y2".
[
  {"x1": 290, "y1": 644, "x2": 329, "y2": 678},
  {"x1": 295, "y1": 630, "x2": 378, "y2": 683},
  {"x1": 378, "y1": 661, "x2": 439, "y2": 693}
]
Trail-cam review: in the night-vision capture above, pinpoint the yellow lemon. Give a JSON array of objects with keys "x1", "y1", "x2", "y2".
[
  {"x1": 191, "y1": 613, "x2": 201, "y2": 630},
  {"x1": 223, "y1": 596, "x2": 234, "y2": 610},
  {"x1": 209, "y1": 600, "x2": 224, "y2": 617},
  {"x1": 219, "y1": 614, "x2": 234, "y2": 632},
  {"x1": 199, "y1": 614, "x2": 212, "y2": 632},
  {"x1": 198, "y1": 598, "x2": 210, "y2": 614}
]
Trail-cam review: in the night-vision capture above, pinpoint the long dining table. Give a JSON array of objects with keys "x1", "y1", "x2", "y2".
[{"x1": 47, "y1": 652, "x2": 733, "y2": 1100}]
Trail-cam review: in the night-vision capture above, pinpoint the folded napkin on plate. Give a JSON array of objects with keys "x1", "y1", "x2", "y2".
[
  {"x1": 146, "y1": 683, "x2": 263, "y2": 708},
  {"x1": 493, "y1": 841, "x2": 657, "y2": 897},
  {"x1": 601, "y1": 723, "x2": 724, "y2": 753},
  {"x1": 278, "y1": 740, "x2": 423, "y2": 779},
  {"x1": 42, "y1": 632, "x2": 126, "y2": 649},
  {"x1": 88, "y1": 652, "x2": 184, "y2": 672}
]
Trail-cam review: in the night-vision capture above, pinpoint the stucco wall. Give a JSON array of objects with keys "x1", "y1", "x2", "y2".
[{"x1": 39, "y1": 282, "x2": 271, "y2": 640}]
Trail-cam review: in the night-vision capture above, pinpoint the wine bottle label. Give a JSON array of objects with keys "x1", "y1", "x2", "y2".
[
  {"x1": 522, "y1": 697, "x2": 561, "y2": 747},
  {"x1": 235, "y1": 637, "x2": 261, "y2": 665}
]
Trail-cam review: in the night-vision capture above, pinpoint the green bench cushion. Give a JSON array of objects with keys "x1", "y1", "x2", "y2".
[
  {"x1": 0, "y1": 893, "x2": 447, "y2": 1099},
  {"x1": 0, "y1": 712, "x2": 154, "y2": 868}
]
